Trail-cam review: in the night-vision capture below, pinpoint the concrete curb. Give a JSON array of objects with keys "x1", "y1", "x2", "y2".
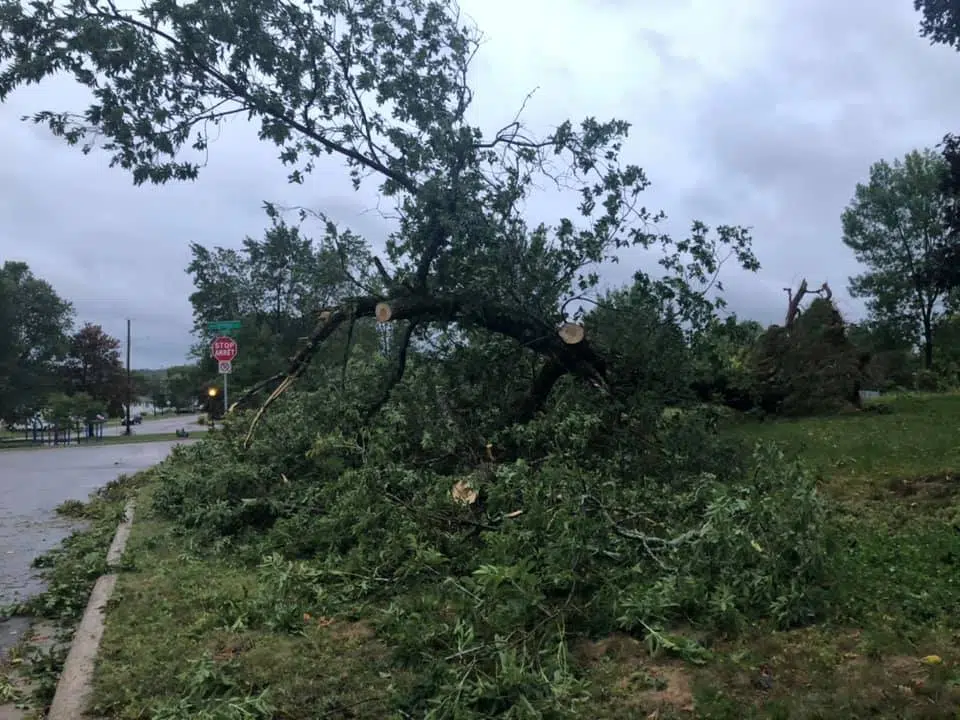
[{"x1": 47, "y1": 500, "x2": 135, "y2": 720}]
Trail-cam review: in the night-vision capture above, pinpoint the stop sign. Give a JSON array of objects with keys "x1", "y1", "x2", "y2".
[{"x1": 210, "y1": 336, "x2": 238, "y2": 362}]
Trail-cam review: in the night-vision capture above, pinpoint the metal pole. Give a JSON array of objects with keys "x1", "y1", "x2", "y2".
[
  {"x1": 223, "y1": 371, "x2": 228, "y2": 417},
  {"x1": 125, "y1": 318, "x2": 132, "y2": 436}
]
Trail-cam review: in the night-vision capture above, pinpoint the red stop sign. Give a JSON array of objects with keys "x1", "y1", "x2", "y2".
[{"x1": 210, "y1": 336, "x2": 238, "y2": 362}]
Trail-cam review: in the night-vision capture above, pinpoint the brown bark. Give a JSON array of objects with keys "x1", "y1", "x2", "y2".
[
  {"x1": 239, "y1": 292, "x2": 608, "y2": 442},
  {"x1": 783, "y1": 279, "x2": 832, "y2": 328}
]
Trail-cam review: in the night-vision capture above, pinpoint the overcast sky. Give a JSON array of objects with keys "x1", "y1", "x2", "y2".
[{"x1": 1, "y1": 0, "x2": 958, "y2": 368}]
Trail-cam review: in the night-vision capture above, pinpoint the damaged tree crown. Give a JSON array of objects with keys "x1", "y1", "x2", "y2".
[
  {"x1": 783, "y1": 279, "x2": 833, "y2": 328},
  {"x1": 0, "y1": 0, "x2": 759, "y2": 439}
]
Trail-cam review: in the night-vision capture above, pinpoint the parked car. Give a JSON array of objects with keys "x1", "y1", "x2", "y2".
[
  {"x1": 122, "y1": 413, "x2": 143, "y2": 426},
  {"x1": 10, "y1": 415, "x2": 53, "y2": 432}
]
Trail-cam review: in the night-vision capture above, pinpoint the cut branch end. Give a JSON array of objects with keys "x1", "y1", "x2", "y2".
[
  {"x1": 375, "y1": 302, "x2": 392, "y2": 323},
  {"x1": 558, "y1": 322, "x2": 585, "y2": 345}
]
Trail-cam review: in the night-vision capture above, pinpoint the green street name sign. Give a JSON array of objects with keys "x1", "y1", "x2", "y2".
[{"x1": 207, "y1": 320, "x2": 241, "y2": 332}]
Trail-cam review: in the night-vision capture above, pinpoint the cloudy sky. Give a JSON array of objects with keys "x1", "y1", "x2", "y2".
[{"x1": 1, "y1": 0, "x2": 958, "y2": 368}]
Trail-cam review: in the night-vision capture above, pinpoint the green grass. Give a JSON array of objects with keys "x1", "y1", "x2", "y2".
[
  {"x1": 654, "y1": 391, "x2": 960, "y2": 718},
  {"x1": 0, "y1": 433, "x2": 188, "y2": 451},
  {"x1": 20, "y1": 391, "x2": 960, "y2": 718},
  {"x1": 90, "y1": 488, "x2": 410, "y2": 719},
  {"x1": 725, "y1": 392, "x2": 960, "y2": 502}
]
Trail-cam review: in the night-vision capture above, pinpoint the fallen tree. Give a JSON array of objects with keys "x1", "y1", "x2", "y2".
[
  {"x1": 752, "y1": 278, "x2": 862, "y2": 415},
  {"x1": 236, "y1": 292, "x2": 603, "y2": 442},
  {"x1": 0, "y1": 0, "x2": 761, "y2": 443}
]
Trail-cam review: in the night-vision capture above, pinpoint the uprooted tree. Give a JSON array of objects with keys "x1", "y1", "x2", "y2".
[{"x1": 0, "y1": 0, "x2": 759, "y2": 437}]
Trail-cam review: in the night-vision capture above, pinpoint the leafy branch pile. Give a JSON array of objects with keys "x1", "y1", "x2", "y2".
[
  {"x1": 151, "y1": 375, "x2": 829, "y2": 716},
  {"x1": 0, "y1": 0, "x2": 835, "y2": 714}
]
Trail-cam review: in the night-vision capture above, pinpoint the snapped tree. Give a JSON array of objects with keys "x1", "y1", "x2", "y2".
[
  {"x1": 0, "y1": 0, "x2": 759, "y2": 436},
  {"x1": 841, "y1": 149, "x2": 951, "y2": 368}
]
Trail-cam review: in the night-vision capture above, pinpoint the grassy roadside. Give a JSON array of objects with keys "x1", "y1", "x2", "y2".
[
  {"x1": 14, "y1": 393, "x2": 960, "y2": 718},
  {"x1": 0, "y1": 472, "x2": 150, "y2": 717},
  {"x1": 0, "y1": 433, "x2": 189, "y2": 451},
  {"x1": 91, "y1": 490, "x2": 412, "y2": 718}
]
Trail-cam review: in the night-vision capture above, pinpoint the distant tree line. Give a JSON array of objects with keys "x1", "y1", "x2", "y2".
[{"x1": 0, "y1": 260, "x2": 205, "y2": 426}]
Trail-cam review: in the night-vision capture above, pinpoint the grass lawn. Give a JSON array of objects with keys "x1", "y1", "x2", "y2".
[
  {"x1": 92, "y1": 504, "x2": 413, "y2": 719},
  {"x1": 13, "y1": 392, "x2": 960, "y2": 718},
  {"x1": 0, "y1": 433, "x2": 189, "y2": 451},
  {"x1": 727, "y1": 392, "x2": 960, "y2": 505}
]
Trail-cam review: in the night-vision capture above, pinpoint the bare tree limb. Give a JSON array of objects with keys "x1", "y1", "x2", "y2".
[
  {"x1": 783, "y1": 279, "x2": 832, "y2": 328},
  {"x1": 362, "y1": 320, "x2": 418, "y2": 421}
]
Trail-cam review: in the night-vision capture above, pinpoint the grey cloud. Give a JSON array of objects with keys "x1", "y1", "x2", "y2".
[
  {"x1": 0, "y1": 85, "x2": 391, "y2": 367},
  {"x1": 3, "y1": 0, "x2": 957, "y2": 367},
  {"x1": 678, "y1": 0, "x2": 960, "y2": 325}
]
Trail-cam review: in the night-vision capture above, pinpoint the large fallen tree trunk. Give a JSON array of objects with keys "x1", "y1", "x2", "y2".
[{"x1": 233, "y1": 292, "x2": 607, "y2": 444}]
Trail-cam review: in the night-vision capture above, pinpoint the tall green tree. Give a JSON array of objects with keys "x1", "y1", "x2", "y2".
[
  {"x1": 166, "y1": 364, "x2": 202, "y2": 411},
  {"x1": 135, "y1": 369, "x2": 171, "y2": 413},
  {"x1": 841, "y1": 149, "x2": 951, "y2": 368},
  {"x1": 913, "y1": 1, "x2": 960, "y2": 292},
  {"x1": 847, "y1": 319, "x2": 919, "y2": 389},
  {"x1": 0, "y1": 261, "x2": 74, "y2": 422}
]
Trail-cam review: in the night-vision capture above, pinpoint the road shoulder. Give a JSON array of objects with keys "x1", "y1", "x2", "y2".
[{"x1": 0, "y1": 475, "x2": 146, "y2": 718}]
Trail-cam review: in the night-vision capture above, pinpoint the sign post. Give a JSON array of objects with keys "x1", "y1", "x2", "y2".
[
  {"x1": 218, "y1": 360, "x2": 232, "y2": 414},
  {"x1": 210, "y1": 336, "x2": 238, "y2": 416}
]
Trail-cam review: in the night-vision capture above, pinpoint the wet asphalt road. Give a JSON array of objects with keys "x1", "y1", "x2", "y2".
[{"x1": 0, "y1": 440, "x2": 194, "y2": 654}]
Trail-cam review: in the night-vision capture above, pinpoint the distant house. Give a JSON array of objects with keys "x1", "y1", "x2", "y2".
[{"x1": 125, "y1": 396, "x2": 161, "y2": 417}]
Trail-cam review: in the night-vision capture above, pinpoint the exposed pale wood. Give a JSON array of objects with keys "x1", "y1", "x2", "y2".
[
  {"x1": 451, "y1": 479, "x2": 478, "y2": 505},
  {"x1": 241, "y1": 292, "x2": 609, "y2": 445},
  {"x1": 558, "y1": 322, "x2": 585, "y2": 345},
  {"x1": 375, "y1": 302, "x2": 392, "y2": 323},
  {"x1": 318, "y1": 310, "x2": 331, "y2": 323},
  {"x1": 783, "y1": 279, "x2": 832, "y2": 328}
]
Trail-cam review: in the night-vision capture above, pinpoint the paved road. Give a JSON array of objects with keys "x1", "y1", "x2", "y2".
[
  {"x1": 103, "y1": 413, "x2": 210, "y2": 437},
  {"x1": 0, "y1": 440, "x2": 193, "y2": 654}
]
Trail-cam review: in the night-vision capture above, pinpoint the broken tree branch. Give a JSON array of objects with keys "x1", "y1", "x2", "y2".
[
  {"x1": 363, "y1": 320, "x2": 418, "y2": 421},
  {"x1": 783, "y1": 279, "x2": 832, "y2": 328},
  {"x1": 557, "y1": 322, "x2": 585, "y2": 345},
  {"x1": 240, "y1": 292, "x2": 608, "y2": 445}
]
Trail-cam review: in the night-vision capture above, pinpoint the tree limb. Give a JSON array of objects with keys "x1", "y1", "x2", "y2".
[
  {"x1": 240, "y1": 292, "x2": 608, "y2": 445},
  {"x1": 362, "y1": 320, "x2": 418, "y2": 421},
  {"x1": 93, "y1": 5, "x2": 418, "y2": 194}
]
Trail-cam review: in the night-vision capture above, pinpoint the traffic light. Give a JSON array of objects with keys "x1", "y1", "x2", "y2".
[{"x1": 205, "y1": 386, "x2": 222, "y2": 419}]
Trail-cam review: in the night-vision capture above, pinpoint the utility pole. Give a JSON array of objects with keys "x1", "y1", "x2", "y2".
[{"x1": 125, "y1": 318, "x2": 132, "y2": 436}]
